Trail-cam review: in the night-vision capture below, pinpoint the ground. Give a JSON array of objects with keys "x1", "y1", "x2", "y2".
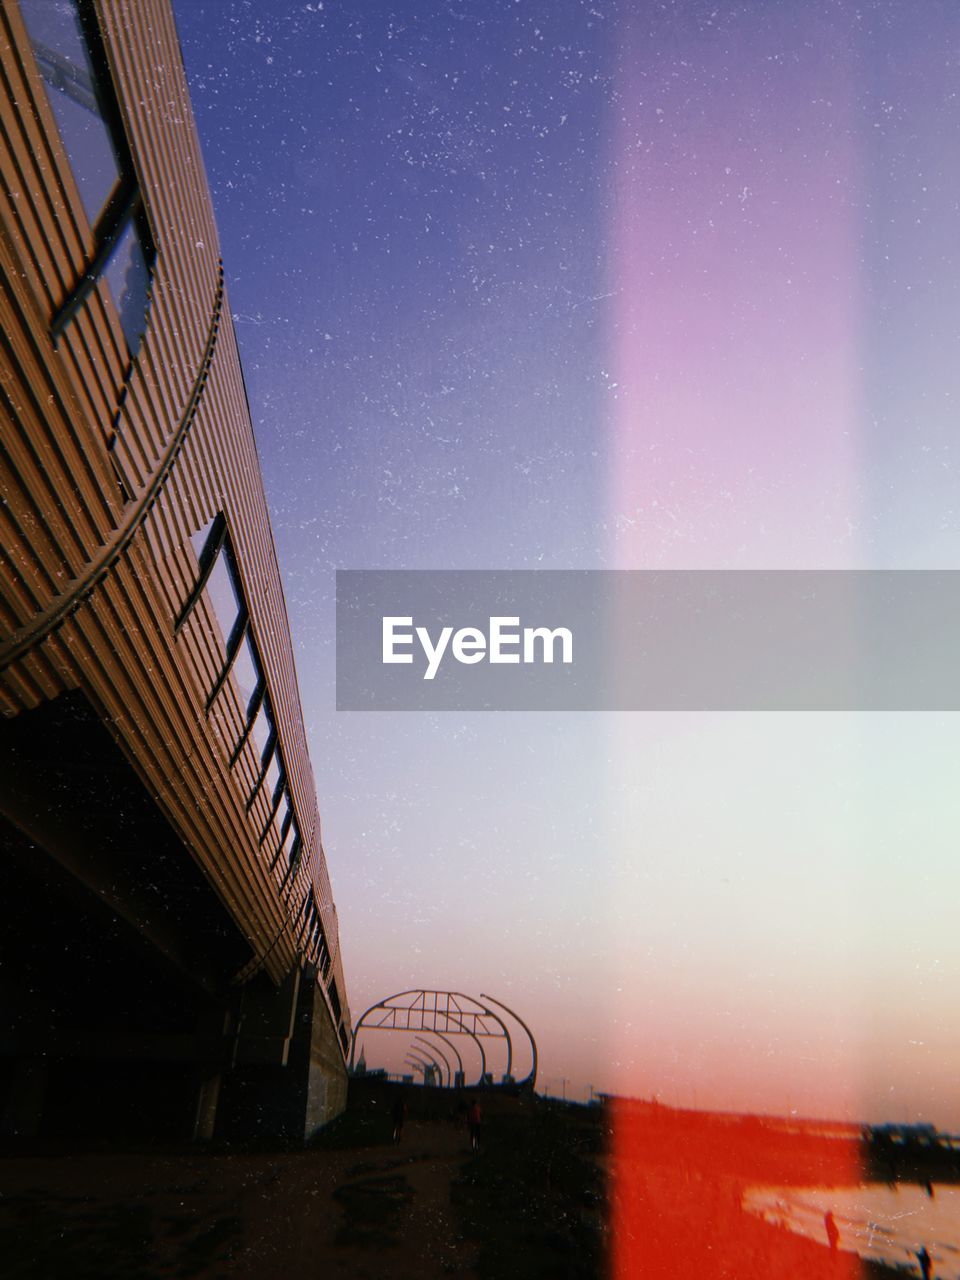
[
  {"x1": 0, "y1": 1087, "x2": 602, "y2": 1279},
  {"x1": 0, "y1": 1088, "x2": 921, "y2": 1278}
]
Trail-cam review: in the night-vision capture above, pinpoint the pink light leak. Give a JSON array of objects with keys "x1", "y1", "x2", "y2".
[
  {"x1": 606, "y1": 6, "x2": 865, "y2": 571},
  {"x1": 600, "y1": 6, "x2": 876, "y2": 1133}
]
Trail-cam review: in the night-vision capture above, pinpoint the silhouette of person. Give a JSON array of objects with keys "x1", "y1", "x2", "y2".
[
  {"x1": 824, "y1": 1210, "x2": 840, "y2": 1253},
  {"x1": 468, "y1": 1098, "x2": 482, "y2": 1152},
  {"x1": 392, "y1": 1095, "x2": 407, "y2": 1146},
  {"x1": 917, "y1": 1245, "x2": 933, "y2": 1280}
]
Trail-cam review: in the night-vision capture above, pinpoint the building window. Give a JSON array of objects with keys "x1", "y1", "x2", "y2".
[
  {"x1": 249, "y1": 735, "x2": 281, "y2": 814},
  {"x1": 264, "y1": 788, "x2": 301, "y2": 887},
  {"x1": 297, "y1": 888, "x2": 317, "y2": 947},
  {"x1": 19, "y1": 0, "x2": 154, "y2": 350},
  {"x1": 287, "y1": 886, "x2": 324, "y2": 971},
  {"x1": 181, "y1": 517, "x2": 251, "y2": 716},
  {"x1": 302, "y1": 896, "x2": 332, "y2": 972},
  {"x1": 202, "y1": 548, "x2": 245, "y2": 662},
  {"x1": 299, "y1": 891, "x2": 330, "y2": 976},
  {"x1": 182, "y1": 518, "x2": 270, "y2": 766},
  {"x1": 230, "y1": 632, "x2": 262, "y2": 720},
  {"x1": 260, "y1": 776, "x2": 288, "y2": 849},
  {"x1": 280, "y1": 815, "x2": 302, "y2": 880},
  {"x1": 245, "y1": 694, "x2": 276, "y2": 784},
  {"x1": 179, "y1": 515, "x2": 306, "y2": 889}
]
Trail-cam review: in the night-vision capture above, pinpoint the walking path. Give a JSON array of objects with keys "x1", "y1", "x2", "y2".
[{"x1": 0, "y1": 1120, "x2": 478, "y2": 1279}]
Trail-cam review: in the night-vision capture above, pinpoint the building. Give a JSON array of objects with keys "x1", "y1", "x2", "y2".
[{"x1": 0, "y1": 0, "x2": 350, "y2": 1141}]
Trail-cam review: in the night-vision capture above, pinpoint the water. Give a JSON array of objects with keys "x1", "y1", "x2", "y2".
[{"x1": 743, "y1": 1183, "x2": 960, "y2": 1277}]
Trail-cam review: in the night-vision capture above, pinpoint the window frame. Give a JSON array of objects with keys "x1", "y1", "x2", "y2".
[
  {"x1": 176, "y1": 515, "x2": 252, "y2": 715},
  {"x1": 178, "y1": 514, "x2": 307, "y2": 890},
  {"x1": 261, "y1": 773, "x2": 288, "y2": 850},
  {"x1": 21, "y1": 0, "x2": 157, "y2": 349},
  {"x1": 246, "y1": 726, "x2": 280, "y2": 813},
  {"x1": 328, "y1": 980, "x2": 342, "y2": 1026},
  {"x1": 296, "y1": 889, "x2": 316, "y2": 947}
]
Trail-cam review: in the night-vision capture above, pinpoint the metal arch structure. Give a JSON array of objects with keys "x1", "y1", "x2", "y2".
[
  {"x1": 429, "y1": 1029, "x2": 464, "y2": 1081},
  {"x1": 409, "y1": 1045, "x2": 446, "y2": 1086},
  {"x1": 415, "y1": 1036, "x2": 453, "y2": 1086},
  {"x1": 404, "y1": 1056, "x2": 429, "y2": 1083},
  {"x1": 481, "y1": 993, "x2": 539, "y2": 1090},
  {"x1": 414, "y1": 1028, "x2": 464, "y2": 1084},
  {"x1": 349, "y1": 989, "x2": 521, "y2": 1085},
  {"x1": 407, "y1": 1011, "x2": 487, "y2": 1085},
  {"x1": 355, "y1": 1000, "x2": 494, "y2": 1086},
  {"x1": 445, "y1": 1014, "x2": 487, "y2": 1086},
  {"x1": 406, "y1": 1052, "x2": 431, "y2": 1076}
]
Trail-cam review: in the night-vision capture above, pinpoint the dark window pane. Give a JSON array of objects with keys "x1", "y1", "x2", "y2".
[
  {"x1": 262, "y1": 780, "x2": 286, "y2": 849},
  {"x1": 284, "y1": 819, "x2": 300, "y2": 865},
  {"x1": 205, "y1": 549, "x2": 242, "y2": 653},
  {"x1": 269, "y1": 770, "x2": 285, "y2": 814},
  {"x1": 104, "y1": 217, "x2": 150, "y2": 350},
  {"x1": 248, "y1": 696, "x2": 273, "y2": 765},
  {"x1": 20, "y1": 0, "x2": 121, "y2": 227},
  {"x1": 275, "y1": 792, "x2": 292, "y2": 841},
  {"x1": 303, "y1": 890, "x2": 315, "y2": 931},
  {"x1": 231, "y1": 631, "x2": 261, "y2": 720},
  {"x1": 190, "y1": 518, "x2": 216, "y2": 562},
  {"x1": 260, "y1": 745, "x2": 281, "y2": 805}
]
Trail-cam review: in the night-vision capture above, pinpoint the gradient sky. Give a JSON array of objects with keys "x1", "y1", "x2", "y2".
[{"x1": 174, "y1": 0, "x2": 960, "y2": 1125}]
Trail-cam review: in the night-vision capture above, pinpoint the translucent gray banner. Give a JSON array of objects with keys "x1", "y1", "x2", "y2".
[{"x1": 335, "y1": 570, "x2": 960, "y2": 711}]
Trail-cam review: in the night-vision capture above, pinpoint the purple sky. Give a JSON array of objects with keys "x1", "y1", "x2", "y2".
[{"x1": 175, "y1": 0, "x2": 960, "y2": 1124}]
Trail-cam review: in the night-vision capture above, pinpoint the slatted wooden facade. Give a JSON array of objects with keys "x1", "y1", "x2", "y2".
[{"x1": 0, "y1": 0, "x2": 350, "y2": 1065}]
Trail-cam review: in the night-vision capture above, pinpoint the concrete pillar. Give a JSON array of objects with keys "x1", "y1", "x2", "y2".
[
  {"x1": 193, "y1": 1072, "x2": 222, "y2": 1141},
  {"x1": 298, "y1": 973, "x2": 348, "y2": 1133},
  {"x1": 214, "y1": 965, "x2": 346, "y2": 1141}
]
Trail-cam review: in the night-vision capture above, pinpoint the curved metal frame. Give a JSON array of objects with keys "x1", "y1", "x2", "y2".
[
  {"x1": 389, "y1": 1013, "x2": 483, "y2": 1085},
  {"x1": 349, "y1": 989, "x2": 517, "y2": 1085},
  {"x1": 409, "y1": 1046, "x2": 445, "y2": 1086},
  {"x1": 404, "y1": 1055, "x2": 428, "y2": 1082},
  {"x1": 415, "y1": 1035, "x2": 452, "y2": 1086},
  {"x1": 446, "y1": 1014, "x2": 486, "y2": 1086},
  {"x1": 435, "y1": 1030, "x2": 464, "y2": 1080},
  {"x1": 475, "y1": 999, "x2": 513, "y2": 1079},
  {"x1": 481, "y1": 992, "x2": 539, "y2": 1089},
  {"x1": 406, "y1": 1049, "x2": 441, "y2": 1085},
  {"x1": 420, "y1": 1029, "x2": 463, "y2": 1082}
]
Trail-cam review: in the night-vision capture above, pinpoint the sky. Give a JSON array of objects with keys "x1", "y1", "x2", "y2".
[{"x1": 174, "y1": 0, "x2": 960, "y2": 1124}]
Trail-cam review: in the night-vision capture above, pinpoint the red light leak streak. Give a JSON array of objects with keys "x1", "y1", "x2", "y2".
[{"x1": 608, "y1": 1099, "x2": 865, "y2": 1279}]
